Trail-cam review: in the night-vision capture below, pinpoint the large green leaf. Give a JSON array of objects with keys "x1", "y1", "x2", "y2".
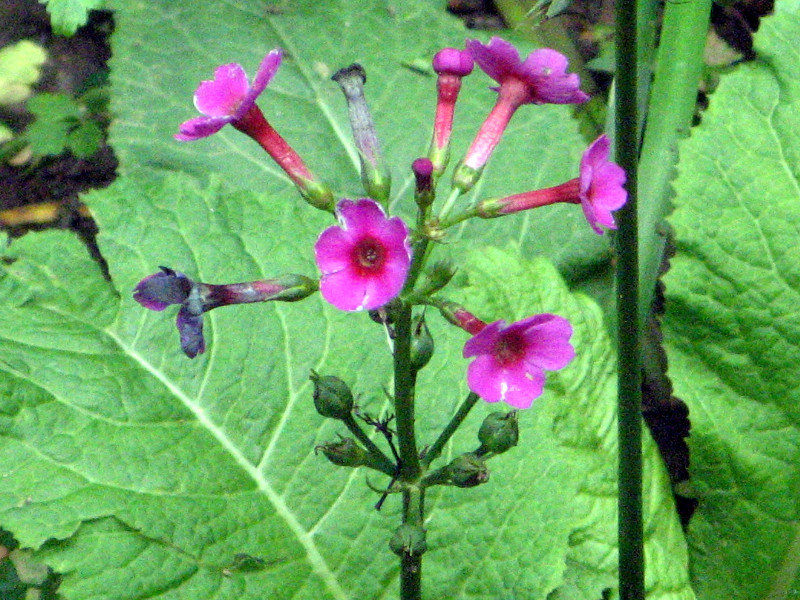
[
  {"x1": 0, "y1": 184, "x2": 692, "y2": 598},
  {"x1": 663, "y1": 1, "x2": 800, "y2": 597},
  {"x1": 0, "y1": 0, "x2": 690, "y2": 598}
]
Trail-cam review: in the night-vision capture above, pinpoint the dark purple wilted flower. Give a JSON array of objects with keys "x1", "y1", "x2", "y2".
[
  {"x1": 477, "y1": 134, "x2": 627, "y2": 234},
  {"x1": 314, "y1": 199, "x2": 412, "y2": 312},
  {"x1": 463, "y1": 314, "x2": 574, "y2": 409},
  {"x1": 134, "y1": 267, "x2": 317, "y2": 358}
]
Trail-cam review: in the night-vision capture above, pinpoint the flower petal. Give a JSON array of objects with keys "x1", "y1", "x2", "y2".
[
  {"x1": 175, "y1": 115, "x2": 230, "y2": 141},
  {"x1": 519, "y1": 314, "x2": 575, "y2": 370},
  {"x1": 466, "y1": 37, "x2": 521, "y2": 84},
  {"x1": 133, "y1": 270, "x2": 192, "y2": 311},
  {"x1": 194, "y1": 63, "x2": 249, "y2": 117},
  {"x1": 176, "y1": 306, "x2": 205, "y2": 358},
  {"x1": 236, "y1": 48, "x2": 283, "y2": 120},
  {"x1": 463, "y1": 320, "x2": 506, "y2": 358}
]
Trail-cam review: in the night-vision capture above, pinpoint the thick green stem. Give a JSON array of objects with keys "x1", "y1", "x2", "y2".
[
  {"x1": 399, "y1": 487, "x2": 424, "y2": 600},
  {"x1": 393, "y1": 304, "x2": 421, "y2": 481},
  {"x1": 421, "y1": 392, "x2": 480, "y2": 468},
  {"x1": 616, "y1": 0, "x2": 644, "y2": 597},
  {"x1": 637, "y1": 0, "x2": 713, "y2": 325}
]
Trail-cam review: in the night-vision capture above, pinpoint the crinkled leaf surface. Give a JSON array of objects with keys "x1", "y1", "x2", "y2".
[
  {"x1": 0, "y1": 195, "x2": 692, "y2": 599},
  {"x1": 663, "y1": 1, "x2": 800, "y2": 598},
  {"x1": 0, "y1": 0, "x2": 689, "y2": 598}
]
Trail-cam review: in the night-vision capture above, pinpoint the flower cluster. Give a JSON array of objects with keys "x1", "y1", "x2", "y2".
[{"x1": 139, "y1": 36, "x2": 628, "y2": 413}]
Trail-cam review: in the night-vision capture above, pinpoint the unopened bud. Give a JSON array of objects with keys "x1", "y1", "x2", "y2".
[
  {"x1": 477, "y1": 411, "x2": 519, "y2": 456},
  {"x1": 446, "y1": 452, "x2": 489, "y2": 488},
  {"x1": 310, "y1": 371, "x2": 354, "y2": 420},
  {"x1": 420, "y1": 261, "x2": 456, "y2": 296},
  {"x1": 413, "y1": 157, "x2": 435, "y2": 211},
  {"x1": 410, "y1": 314, "x2": 434, "y2": 371},
  {"x1": 315, "y1": 437, "x2": 369, "y2": 468},
  {"x1": 389, "y1": 523, "x2": 428, "y2": 558}
]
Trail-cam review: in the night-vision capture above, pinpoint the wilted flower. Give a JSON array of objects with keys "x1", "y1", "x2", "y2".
[
  {"x1": 133, "y1": 267, "x2": 317, "y2": 358},
  {"x1": 314, "y1": 199, "x2": 412, "y2": 312},
  {"x1": 463, "y1": 314, "x2": 574, "y2": 409},
  {"x1": 477, "y1": 134, "x2": 627, "y2": 234}
]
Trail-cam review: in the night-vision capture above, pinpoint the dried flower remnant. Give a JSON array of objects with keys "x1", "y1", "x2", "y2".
[{"x1": 315, "y1": 199, "x2": 412, "y2": 312}]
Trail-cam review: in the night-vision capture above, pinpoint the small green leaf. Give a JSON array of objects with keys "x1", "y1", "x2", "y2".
[
  {"x1": 25, "y1": 93, "x2": 81, "y2": 156},
  {"x1": 67, "y1": 120, "x2": 103, "y2": 157},
  {"x1": 38, "y1": 0, "x2": 104, "y2": 36}
]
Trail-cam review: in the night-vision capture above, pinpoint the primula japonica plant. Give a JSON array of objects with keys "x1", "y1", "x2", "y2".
[{"x1": 131, "y1": 37, "x2": 626, "y2": 599}]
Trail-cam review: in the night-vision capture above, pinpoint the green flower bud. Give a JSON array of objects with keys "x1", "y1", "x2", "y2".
[
  {"x1": 446, "y1": 452, "x2": 489, "y2": 488},
  {"x1": 419, "y1": 261, "x2": 456, "y2": 296},
  {"x1": 389, "y1": 523, "x2": 428, "y2": 558},
  {"x1": 410, "y1": 314, "x2": 434, "y2": 371},
  {"x1": 477, "y1": 410, "x2": 519, "y2": 456},
  {"x1": 315, "y1": 437, "x2": 369, "y2": 468},
  {"x1": 310, "y1": 371, "x2": 354, "y2": 420}
]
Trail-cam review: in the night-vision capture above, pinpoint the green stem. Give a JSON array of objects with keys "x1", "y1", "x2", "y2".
[
  {"x1": 637, "y1": 0, "x2": 713, "y2": 325},
  {"x1": 615, "y1": 0, "x2": 644, "y2": 597},
  {"x1": 399, "y1": 487, "x2": 424, "y2": 600},
  {"x1": 393, "y1": 304, "x2": 421, "y2": 481},
  {"x1": 437, "y1": 187, "x2": 462, "y2": 223},
  {"x1": 340, "y1": 414, "x2": 397, "y2": 477},
  {"x1": 421, "y1": 392, "x2": 480, "y2": 468}
]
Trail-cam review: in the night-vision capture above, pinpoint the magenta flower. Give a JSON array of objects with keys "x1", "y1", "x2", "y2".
[
  {"x1": 463, "y1": 314, "x2": 574, "y2": 409},
  {"x1": 578, "y1": 134, "x2": 627, "y2": 234},
  {"x1": 453, "y1": 38, "x2": 588, "y2": 192},
  {"x1": 175, "y1": 50, "x2": 333, "y2": 210},
  {"x1": 176, "y1": 49, "x2": 283, "y2": 141},
  {"x1": 467, "y1": 37, "x2": 589, "y2": 106},
  {"x1": 477, "y1": 134, "x2": 627, "y2": 235},
  {"x1": 315, "y1": 199, "x2": 412, "y2": 312}
]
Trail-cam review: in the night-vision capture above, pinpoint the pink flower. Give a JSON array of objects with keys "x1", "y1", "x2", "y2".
[
  {"x1": 175, "y1": 50, "x2": 333, "y2": 210},
  {"x1": 478, "y1": 134, "x2": 627, "y2": 235},
  {"x1": 315, "y1": 199, "x2": 412, "y2": 311},
  {"x1": 467, "y1": 37, "x2": 589, "y2": 106},
  {"x1": 463, "y1": 314, "x2": 574, "y2": 409},
  {"x1": 453, "y1": 38, "x2": 588, "y2": 192},
  {"x1": 578, "y1": 134, "x2": 627, "y2": 234},
  {"x1": 176, "y1": 49, "x2": 282, "y2": 141}
]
